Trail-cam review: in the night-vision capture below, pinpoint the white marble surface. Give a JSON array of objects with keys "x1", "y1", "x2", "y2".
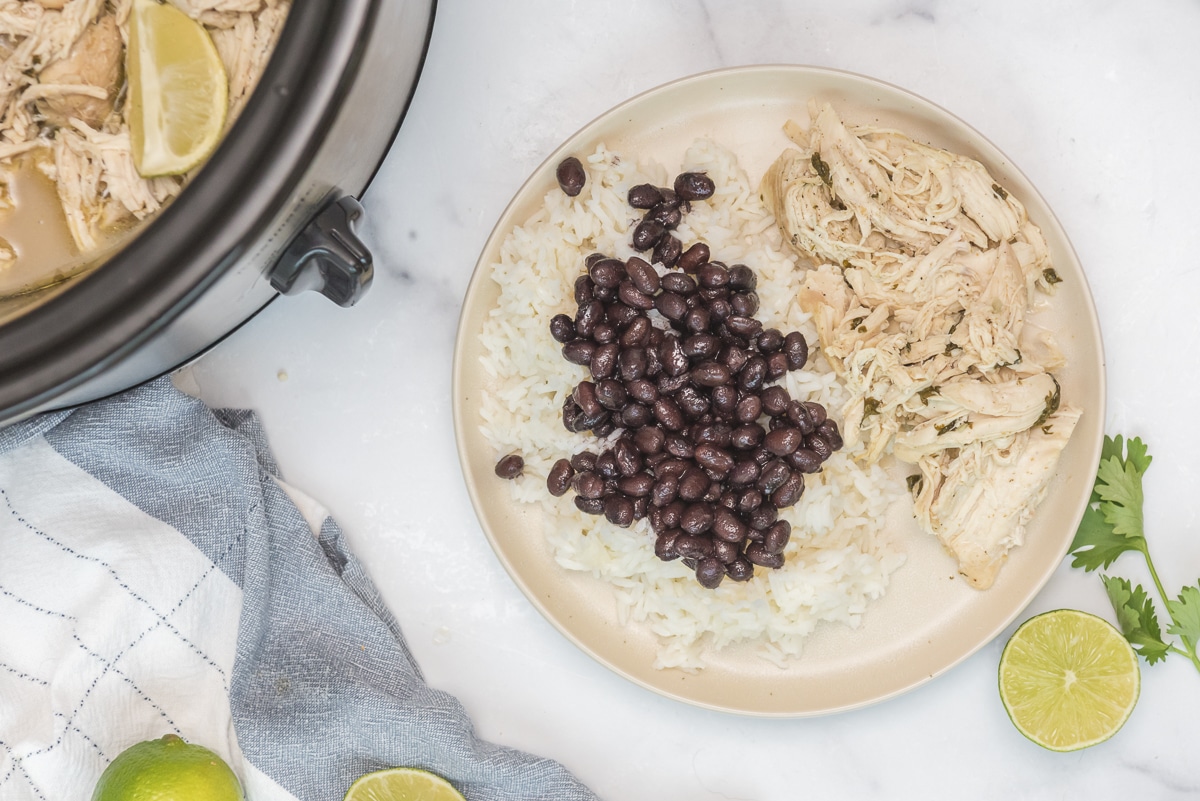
[{"x1": 183, "y1": 2, "x2": 1200, "y2": 798}]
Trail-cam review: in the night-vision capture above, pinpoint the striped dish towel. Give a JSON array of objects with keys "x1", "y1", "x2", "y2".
[{"x1": 0, "y1": 378, "x2": 597, "y2": 801}]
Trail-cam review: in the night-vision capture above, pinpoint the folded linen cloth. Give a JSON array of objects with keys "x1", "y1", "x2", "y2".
[{"x1": 0, "y1": 377, "x2": 598, "y2": 801}]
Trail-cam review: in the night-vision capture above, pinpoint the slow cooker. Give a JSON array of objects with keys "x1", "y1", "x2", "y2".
[{"x1": 0, "y1": 0, "x2": 436, "y2": 424}]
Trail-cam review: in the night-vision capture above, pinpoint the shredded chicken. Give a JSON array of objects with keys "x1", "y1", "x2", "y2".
[
  {"x1": 763, "y1": 102, "x2": 1079, "y2": 589},
  {"x1": 0, "y1": 0, "x2": 288, "y2": 260}
]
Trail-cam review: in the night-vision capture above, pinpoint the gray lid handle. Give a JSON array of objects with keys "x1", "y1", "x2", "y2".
[{"x1": 269, "y1": 194, "x2": 373, "y2": 307}]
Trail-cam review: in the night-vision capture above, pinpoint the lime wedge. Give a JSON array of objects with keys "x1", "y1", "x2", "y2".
[
  {"x1": 998, "y1": 609, "x2": 1140, "y2": 751},
  {"x1": 127, "y1": 0, "x2": 228, "y2": 177},
  {"x1": 344, "y1": 768, "x2": 466, "y2": 801}
]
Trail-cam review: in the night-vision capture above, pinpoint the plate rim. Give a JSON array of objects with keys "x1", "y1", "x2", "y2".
[{"x1": 451, "y1": 63, "x2": 1107, "y2": 717}]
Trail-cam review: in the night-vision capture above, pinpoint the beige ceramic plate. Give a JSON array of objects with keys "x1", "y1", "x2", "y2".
[{"x1": 452, "y1": 66, "x2": 1105, "y2": 716}]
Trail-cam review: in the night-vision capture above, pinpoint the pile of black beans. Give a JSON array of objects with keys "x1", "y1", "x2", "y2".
[{"x1": 537, "y1": 168, "x2": 844, "y2": 589}]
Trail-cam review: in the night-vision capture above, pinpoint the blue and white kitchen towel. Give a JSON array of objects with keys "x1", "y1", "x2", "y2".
[{"x1": 0, "y1": 378, "x2": 598, "y2": 801}]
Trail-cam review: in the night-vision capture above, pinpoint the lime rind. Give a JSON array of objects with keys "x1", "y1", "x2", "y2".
[{"x1": 998, "y1": 609, "x2": 1140, "y2": 751}]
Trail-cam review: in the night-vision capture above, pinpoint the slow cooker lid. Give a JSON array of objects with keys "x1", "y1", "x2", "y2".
[{"x1": 0, "y1": 0, "x2": 380, "y2": 419}]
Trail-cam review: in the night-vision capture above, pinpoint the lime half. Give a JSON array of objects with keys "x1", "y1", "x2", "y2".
[
  {"x1": 91, "y1": 734, "x2": 242, "y2": 801},
  {"x1": 344, "y1": 767, "x2": 466, "y2": 801},
  {"x1": 127, "y1": 0, "x2": 228, "y2": 177},
  {"x1": 999, "y1": 609, "x2": 1140, "y2": 751}
]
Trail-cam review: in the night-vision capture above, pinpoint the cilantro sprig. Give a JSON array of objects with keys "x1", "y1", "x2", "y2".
[{"x1": 1069, "y1": 435, "x2": 1200, "y2": 673}]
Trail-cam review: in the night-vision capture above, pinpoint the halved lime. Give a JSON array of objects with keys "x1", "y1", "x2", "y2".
[
  {"x1": 127, "y1": 0, "x2": 228, "y2": 177},
  {"x1": 344, "y1": 767, "x2": 466, "y2": 801},
  {"x1": 998, "y1": 609, "x2": 1140, "y2": 751}
]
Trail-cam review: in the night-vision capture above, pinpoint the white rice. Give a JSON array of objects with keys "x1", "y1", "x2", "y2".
[{"x1": 478, "y1": 141, "x2": 907, "y2": 670}]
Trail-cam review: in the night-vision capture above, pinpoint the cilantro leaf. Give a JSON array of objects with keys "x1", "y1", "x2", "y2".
[
  {"x1": 1094, "y1": 457, "x2": 1145, "y2": 539},
  {"x1": 1069, "y1": 503, "x2": 1145, "y2": 571},
  {"x1": 1167, "y1": 584, "x2": 1200, "y2": 655},
  {"x1": 1103, "y1": 575, "x2": 1171, "y2": 665},
  {"x1": 1091, "y1": 435, "x2": 1125, "y2": 503}
]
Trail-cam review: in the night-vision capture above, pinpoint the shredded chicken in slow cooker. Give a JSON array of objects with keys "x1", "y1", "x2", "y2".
[
  {"x1": 0, "y1": 0, "x2": 288, "y2": 289},
  {"x1": 762, "y1": 102, "x2": 1080, "y2": 589}
]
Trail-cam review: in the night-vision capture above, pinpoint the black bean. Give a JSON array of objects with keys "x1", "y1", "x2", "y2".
[
  {"x1": 594, "y1": 379, "x2": 627, "y2": 411},
  {"x1": 675, "y1": 386, "x2": 710, "y2": 419},
  {"x1": 654, "y1": 398, "x2": 685, "y2": 431},
  {"x1": 728, "y1": 263, "x2": 756, "y2": 291},
  {"x1": 708, "y1": 297, "x2": 732, "y2": 323},
  {"x1": 570, "y1": 451, "x2": 597, "y2": 472},
  {"x1": 675, "y1": 533, "x2": 713, "y2": 560},
  {"x1": 589, "y1": 343, "x2": 618, "y2": 379},
  {"x1": 588, "y1": 258, "x2": 624, "y2": 289},
  {"x1": 712, "y1": 539, "x2": 740, "y2": 564},
  {"x1": 691, "y1": 361, "x2": 732, "y2": 388},
  {"x1": 817, "y1": 419, "x2": 843, "y2": 451},
  {"x1": 702, "y1": 480, "x2": 724, "y2": 504},
  {"x1": 695, "y1": 557, "x2": 726, "y2": 588},
  {"x1": 757, "y1": 329, "x2": 784, "y2": 353},
  {"x1": 574, "y1": 496, "x2": 605, "y2": 515},
  {"x1": 604, "y1": 495, "x2": 635, "y2": 527},
  {"x1": 556, "y1": 156, "x2": 586, "y2": 196},
  {"x1": 624, "y1": 257, "x2": 660, "y2": 295},
  {"x1": 546, "y1": 458, "x2": 574, "y2": 496},
  {"x1": 625, "y1": 379, "x2": 658, "y2": 405},
  {"x1": 748, "y1": 503, "x2": 778, "y2": 532},
  {"x1": 745, "y1": 542, "x2": 784, "y2": 569},
  {"x1": 737, "y1": 356, "x2": 767, "y2": 392},
  {"x1": 655, "y1": 530, "x2": 681, "y2": 560},
  {"x1": 656, "y1": 187, "x2": 680, "y2": 209},
  {"x1": 737, "y1": 489, "x2": 763, "y2": 514},
  {"x1": 772, "y1": 472, "x2": 804, "y2": 508},
  {"x1": 618, "y1": 347, "x2": 648, "y2": 381},
  {"x1": 574, "y1": 299, "x2": 603, "y2": 338},
  {"x1": 650, "y1": 204, "x2": 683, "y2": 230},
  {"x1": 572, "y1": 381, "x2": 602, "y2": 418},
  {"x1": 661, "y1": 272, "x2": 697, "y2": 295},
  {"x1": 572, "y1": 471, "x2": 604, "y2": 499},
  {"x1": 759, "y1": 386, "x2": 789, "y2": 417},
  {"x1": 692, "y1": 423, "x2": 732, "y2": 448},
  {"x1": 652, "y1": 234, "x2": 682, "y2": 268},
  {"x1": 549, "y1": 314, "x2": 576, "y2": 343},
  {"x1": 787, "y1": 448, "x2": 824, "y2": 474},
  {"x1": 605, "y1": 302, "x2": 638, "y2": 330},
  {"x1": 628, "y1": 183, "x2": 663, "y2": 209},
  {"x1": 785, "y1": 400, "x2": 814, "y2": 434},
  {"x1": 763, "y1": 520, "x2": 792, "y2": 555},
  {"x1": 618, "y1": 473, "x2": 654, "y2": 497},
  {"x1": 677, "y1": 468, "x2": 710, "y2": 501},
  {"x1": 756, "y1": 460, "x2": 791, "y2": 494},
  {"x1": 684, "y1": 307, "x2": 711, "y2": 334},
  {"x1": 494, "y1": 454, "x2": 524, "y2": 479},
  {"x1": 652, "y1": 475, "x2": 679, "y2": 507},
  {"x1": 729, "y1": 291, "x2": 759, "y2": 317},
  {"x1": 613, "y1": 438, "x2": 641, "y2": 476},
  {"x1": 574, "y1": 275, "x2": 595, "y2": 304},
  {"x1": 620, "y1": 403, "x2": 652, "y2": 428},
  {"x1": 784, "y1": 332, "x2": 809, "y2": 370},
  {"x1": 730, "y1": 425, "x2": 764, "y2": 451},
  {"x1": 682, "y1": 334, "x2": 721, "y2": 360},
  {"x1": 725, "y1": 315, "x2": 763, "y2": 339},
  {"x1": 712, "y1": 508, "x2": 747, "y2": 543},
  {"x1": 596, "y1": 450, "x2": 619, "y2": 479},
  {"x1": 766, "y1": 351, "x2": 789, "y2": 380},
  {"x1": 655, "y1": 291, "x2": 689, "y2": 323},
  {"x1": 764, "y1": 427, "x2": 803, "y2": 456},
  {"x1": 674, "y1": 171, "x2": 715, "y2": 201},
  {"x1": 807, "y1": 434, "x2": 833, "y2": 461},
  {"x1": 657, "y1": 374, "x2": 689, "y2": 395},
  {"x1": 697, "y1": 263, "x2": 731, "y2": 290},
  {"x1": 694, "y1": 444, "x2": 734, "y2": 476},
  {"x1": 561, "y1": 340, "x2": 595, "y2": 366},
  {"x1": 727, "y1": 460, "x2": 760, "y2": 486},
  {"x1": 681, "y1": 503, "x2": 715, "y2": 535},
  {"x1": 632, "y1": 219, "x2": 665, "y2": 251},
  {"x1": 660, "y1": 501, "x2": 685, "y2": 529},
  {"x1": 633, "y1": 426, "x2": 666, "y2": 454},
  {"x1": 735, "y1": 394, "x2": 762, "y2": 424},
  {"x1": 726, "y1": 558, "x2": 754, "y2": 582},
  {"x1": 803, "y1": 401, "x2": 828, "y2": 427},
  {"x1": 675, "y1": 243, "x2": 710, "y2": 274},
  {"x1": 592, "y1": 323, "x2": 616, "y2": 344},
  {"x1": 618, "y1": 281, "x2": 655, "y2": 311}
]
